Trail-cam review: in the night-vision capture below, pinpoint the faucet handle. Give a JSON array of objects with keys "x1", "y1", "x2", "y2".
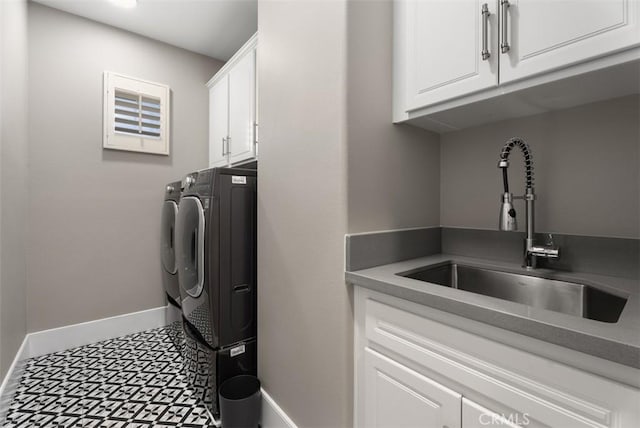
[
  {"x1": 529, "y1": 233, "x2": 560, "y2": 259},
  {"x1": 545, "y1": 233, "x2": 555, "y2": 247}
]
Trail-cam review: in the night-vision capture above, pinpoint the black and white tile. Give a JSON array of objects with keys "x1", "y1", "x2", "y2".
[{"x1": 2, "y1": 327, "x2": 214, "y2": 428}]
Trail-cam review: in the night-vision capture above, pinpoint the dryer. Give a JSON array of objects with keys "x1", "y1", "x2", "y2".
[
  {"x1": 176, "y1": 167, "x2": 257, "y2": 418},
  {"x1": 161, "y1": 181, "x2": 184, "y2": 350}
]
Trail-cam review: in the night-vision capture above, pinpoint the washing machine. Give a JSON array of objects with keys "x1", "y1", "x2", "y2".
[
  {"x1": 175, "y1": 167, "x2": 257, "y2": 418},
  {"x1": 161, "y1": 181, "x2": 184, "y2": 351}
]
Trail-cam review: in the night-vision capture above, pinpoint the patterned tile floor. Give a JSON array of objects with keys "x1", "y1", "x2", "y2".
[{"x1": 2, "y1": 327, "x2": 214, "y2": 427}]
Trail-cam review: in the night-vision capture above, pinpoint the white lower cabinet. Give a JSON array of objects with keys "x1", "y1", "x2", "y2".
[
  {"x1": 462, "y1": 398, "x2": 519, "y2": 428},
  {"x1": 364, "y1": 347, "x2": 461, "y2": 428},
  {"x1": 354, "y1": 287, "x2": 640, "y2": 428}
]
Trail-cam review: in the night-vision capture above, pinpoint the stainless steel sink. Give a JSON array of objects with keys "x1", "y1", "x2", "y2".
[{"x1": 399, "y1": 262, "x2": 627, "y2": 323}]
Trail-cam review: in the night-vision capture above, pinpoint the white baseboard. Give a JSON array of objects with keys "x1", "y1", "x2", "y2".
[
  {"x1": 0, "y1": 336, "x2": 29, "y2": 423},
  {"x1": 261, "y1": 388, "x2": 298, "y2": 428},
  {"x1": 0, "y1": 305, "x2": 168, "y2": 424},
  {"x1": 27, "y1": 306, "x2": 167, "y2": 359},
  {"x1": 1, "y1": 309, "x2": 299, "y2": 428}
]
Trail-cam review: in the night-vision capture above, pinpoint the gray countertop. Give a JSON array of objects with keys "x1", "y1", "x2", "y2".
[{"x1": 346, "y1": 254, "x2": 640, "y2": 369}]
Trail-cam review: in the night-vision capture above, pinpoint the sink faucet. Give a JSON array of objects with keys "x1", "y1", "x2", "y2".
[{"x1": 497, "y1": 138, "x2": 559, "y2": 269}]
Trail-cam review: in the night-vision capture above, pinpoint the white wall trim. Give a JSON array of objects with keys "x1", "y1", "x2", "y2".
[
  {"x1": 0, "y1": 336, "x2": 29, "y2": 423},
  {"x1": 261, "y1": 388, "x2": 298, "y2": 428},
  {"x1": 0, "y1": 306, "x2": 308, "y2": 428},
  {"x1": 0, "y1": 306, "x2": 168, "y2": 423},
  {"x1": 27, "y1": 306, "x2": 167, "y2": 359},
  {"x1": 206, "y1": 32, "x2": 257, "y2": 88},
  {"x1": 0, "y1": 311, "x2": 300, "y2": 428}
]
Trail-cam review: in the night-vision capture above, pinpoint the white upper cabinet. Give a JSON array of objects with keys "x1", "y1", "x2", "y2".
[
  {"x1": 228, "y1": 48, "x2": 256, "y2": 165},
  {"x1": 501, "y1": 0, "x2": 640, "y2": 83},
  {"x1": 207, "y1": 33, "x2": 257, "y2": 168},
  {"x1": 209, "y1": 75, "x2": 229, "y2": 167},
  {"x1": 394, "y1": 0, "x2": 640, "y2": 131},
  {"x1": 402, "y1": 0, "x2": 498, "y2": 110}
]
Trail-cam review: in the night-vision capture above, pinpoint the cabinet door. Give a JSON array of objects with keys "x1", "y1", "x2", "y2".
[
  {"x1": 500, "y1": 0, "x2": 640, "y2": 83},
  {"x1": 209, "y1": 75, "x2": 229, "y2": 167},
  {"x1": 364, "y1": 296, "x2": 640, "y2": 428},
  {"x1": 400, "y1": 0, "x2": 498, "y2": 111},
  {"x1": 363, "y1": 347, "x2": 461, "y2": 428},
  {"x1": 462, "y1": 398, "x2": 521, "y2": 428},
  {"x1": 228, "y1": 48, "x2": 256, "y2": 165}
]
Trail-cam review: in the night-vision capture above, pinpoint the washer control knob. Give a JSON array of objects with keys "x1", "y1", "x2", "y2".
[{"x1": 183, "y1": 175, "x2": 196, "y2": 189}]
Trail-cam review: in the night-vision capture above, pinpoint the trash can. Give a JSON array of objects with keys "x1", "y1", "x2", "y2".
[{"x1": 219, "y1": 375, "x2": 261, "y2": 428}]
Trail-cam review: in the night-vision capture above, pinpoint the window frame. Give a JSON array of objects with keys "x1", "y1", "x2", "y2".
[{"x1": 103, "y1": 71, "x2": 170, "y2": 155}]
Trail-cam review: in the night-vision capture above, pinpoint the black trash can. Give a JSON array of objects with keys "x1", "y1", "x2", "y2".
[{"x1": 219, "y1": 375, "x2": 261, "y2": 428}]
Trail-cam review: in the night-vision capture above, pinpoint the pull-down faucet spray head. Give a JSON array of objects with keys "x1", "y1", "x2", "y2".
[
  {"x1": 498, "y1": 158, "x2": 517, "y2": 231},
  {"x1": 499, "y1": 193, "x2": 517, "y2": 231}
]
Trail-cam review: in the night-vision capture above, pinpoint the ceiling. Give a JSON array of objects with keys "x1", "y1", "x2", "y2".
[{"x1": 32, "y1": 0, "x2": 257, "y2": 61}]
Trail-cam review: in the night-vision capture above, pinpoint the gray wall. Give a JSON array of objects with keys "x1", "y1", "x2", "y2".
[
  {"x1": 346, "y1": 0, "x2": 440, "y2": 234},
  {"x1": 441, "y1": 96, "x2": 640, "y2": 239},
  {"x1": 0, "y1": 0, "x2": 29, "y2": 378},
  {"x1": 257, "y1": 1, "x2": 351, "y2": 426},
  {"x1": 27, "y1": 4, "x2": 223, "y2": 332},
  {"x1": 257, "y1": 0, "x2": 444, "y2": 425}
]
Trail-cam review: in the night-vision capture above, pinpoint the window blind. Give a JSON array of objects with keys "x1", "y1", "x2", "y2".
[{"x1": 114, "y1": 90, "x2": 161, "y2": 138}]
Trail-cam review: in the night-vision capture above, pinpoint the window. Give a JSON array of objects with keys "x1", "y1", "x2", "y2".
[{"x1": 103, "y1": 71, "x2": 170, "y2": 155}]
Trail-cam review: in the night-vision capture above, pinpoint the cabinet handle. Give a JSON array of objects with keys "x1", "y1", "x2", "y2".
[
  {"x1": 226, "y1": 136, "x2": 231, "y2": 156},
  {"x1": 222, "y1": 137, "x2": 227, "y2": 156},
  {"x1": 481, "y1": 3, "x2": 490, "y2": 60},
  {"x1": 253, "y1": 122, "x2": 258, "y2": 145},
  {"x1": 500, "y1": 0, "x2": 510, "y2": 53}
]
